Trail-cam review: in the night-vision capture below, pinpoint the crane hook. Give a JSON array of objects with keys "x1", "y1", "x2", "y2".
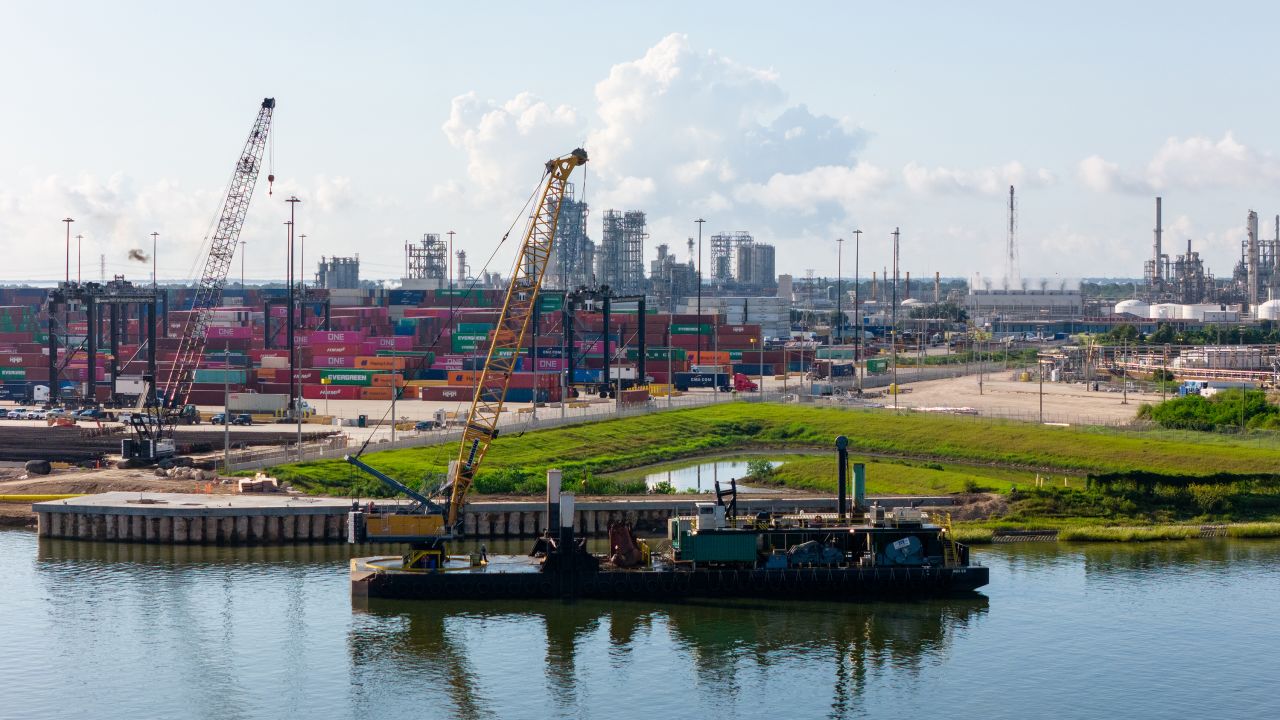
[{"x1": 268, "y1": 174, "x2": 275, "y2": 196}]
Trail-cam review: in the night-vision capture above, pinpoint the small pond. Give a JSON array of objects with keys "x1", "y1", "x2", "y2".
[{"x1": 643, "y1": 459, "x2": 784, "y2": 493}]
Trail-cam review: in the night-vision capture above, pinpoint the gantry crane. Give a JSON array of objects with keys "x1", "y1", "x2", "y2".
[
  {"x1": 346, "y1": 148, "x2": 588, "y2": 567},
  {"x1": 159, "y1": 98, "x2": 275, "y2": 414}
]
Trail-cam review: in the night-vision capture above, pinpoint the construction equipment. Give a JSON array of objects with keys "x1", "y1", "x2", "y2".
[
  {"x1": 346, "y1": 148, "x2": 587, "y2": 564},
  {"x1": 161, "y1": 98, "x2": 275, "y2": 413}
]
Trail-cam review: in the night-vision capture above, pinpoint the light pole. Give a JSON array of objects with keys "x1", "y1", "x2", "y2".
[
  {"x1": 299, "y1": 233, "x2": 307, "y2": 291},
  {"x1": 62, "y1": 218, "x2": 74, "y2": 284},
  {"x1": 891, "y1": 228, "x2": 900, "y2": 412},
  {"x1": 1038, "y1": 356, "x2": 1045, "y2": 423},
  {"x1": 76, "y1": 234, "x2": 83, "y2": 284},
  {"x1": 695, "y1": 218, "x2": 705, "y2": 363},
  {"x1": 223, "y1": 344, "x2": 231, "y2": 470},
  {"x1": 853, "y1": 229, "x2": 862, "y2": 393},
  {"x1": 836, "y1": 236, "x2": 844, "y2": 346},
  {"x1": 151, "y1": 232, "x2": 159, "y2": 288},
  {"x1": 286, "y1": 195, "x2": 302, "y2": 455},
  {"x1": 240, "y1": 240, "x2": 246, "y2": 288},
  {"x1": 447, "y1": 230, "x2": 456, "y2": 335}
]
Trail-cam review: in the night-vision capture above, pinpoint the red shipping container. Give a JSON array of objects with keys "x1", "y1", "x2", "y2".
[
  {"x1": 313, "y1": 343, "x2": 361, "y2": 356},
  {"x1": 421, "y1": 385, "x2": 474, "y2": 401},
  {"x1": 302, "y1": 384, "x2": 361, "y2": 400}
]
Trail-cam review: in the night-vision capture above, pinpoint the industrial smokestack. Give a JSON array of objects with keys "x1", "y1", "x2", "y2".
[
  {"x1": 1248, "y1": 210, "x2": 1260, "y2": 307},
  {"x1": 905, "y1": 271, "x2": 911, "y2": 300},
  {"x1": 934, "y1": 271, "x2": 941, "y2": 303},
  {"x1": 871, "y1": 271, "x2": 877, "y2": 301},
  {"x1": 1154, "y1": 197, "x2": 1163, "y2": 284}
]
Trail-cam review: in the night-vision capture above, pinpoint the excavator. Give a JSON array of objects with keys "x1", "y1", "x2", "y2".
[{"x1": 345, "y1": 148, "x2": 588, "y2": 569}]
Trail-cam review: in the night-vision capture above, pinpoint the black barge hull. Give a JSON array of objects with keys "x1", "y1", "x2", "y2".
[{"x1": 351, "y1": 557, "x2": 989, "y2": 601}]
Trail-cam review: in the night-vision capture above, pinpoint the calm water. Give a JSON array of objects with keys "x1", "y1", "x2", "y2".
[
  {"x1": 643, "y1": 459, "x2": 782, "y2": 492},
  {"x1": 1, "y1": 530, "x2": 1277, "y2": 720}
]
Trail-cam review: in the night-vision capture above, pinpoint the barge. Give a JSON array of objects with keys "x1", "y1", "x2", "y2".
[
  {"x1": 348, "y1": 439, "x2": 987, "y2": 601},
  {"x1": 351, "y1": 511, "x2": 987, "y2": 601}
]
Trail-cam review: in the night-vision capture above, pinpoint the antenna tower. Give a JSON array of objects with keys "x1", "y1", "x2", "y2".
[{"x1": 1006, "y1": 185, "x2": 1019, "y2": 288}]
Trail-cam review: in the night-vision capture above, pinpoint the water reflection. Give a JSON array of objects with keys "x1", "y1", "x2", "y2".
[
  {"x1": 643, "y1": 459, "x2": 782, "y2": 492},
  {"x1": 349, "y1": 596, "x2": 987, "y2": 719}
]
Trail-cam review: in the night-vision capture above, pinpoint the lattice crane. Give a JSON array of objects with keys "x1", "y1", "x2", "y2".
[
  {"x1": 344, "y1": 149, "x2": 587, "y2": 562},
  {"x1": 446, "y1": 148, "x2": 588, "y2": 527},
  {"x1": 160, "y1": 98, "x2": 275, "y2": 410}
]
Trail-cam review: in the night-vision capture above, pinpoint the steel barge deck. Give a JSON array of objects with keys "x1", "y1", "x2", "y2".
[{"x1": 351, "y1": 554, "x2": 988, "y2": 601}]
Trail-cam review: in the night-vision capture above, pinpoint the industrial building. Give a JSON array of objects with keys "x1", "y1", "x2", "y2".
[
  {"x1": 314, "y1": 256, "x2": 359, "y2": 290},
  {"x1": 596, "y1": 210, "x2": 647, "y2": 294},
  {"x1": 546, "y1": 185, "x2": 594, "y2": 290},
  {"x1": 401, "y1": 234, "x2": 448, "y2": 291},
  {"x1": 965, "y1": 281, "x2": 1084, "y2": 320},
  {"x1": 648, "y1": 243, "x2": 698, "y2": 311}
]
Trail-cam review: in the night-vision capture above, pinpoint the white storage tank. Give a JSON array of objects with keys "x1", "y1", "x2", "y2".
[
  {"x1": 1149, "y1": 303, "x2": 1180, "y2": 320},
  {"x1": 1257, "y1": 299, "x2": 1280, "y2": 321},
  {"x1": 1114, "y1": 299, "x2": 1149, "y2": 317}
]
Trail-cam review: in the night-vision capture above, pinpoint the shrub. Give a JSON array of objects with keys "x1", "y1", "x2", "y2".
[
  {"x1": 746, "y1": 459, "x2": 776, "y2": 480},
  {"x1": 650, "y1": 480, "x2": 677, "y2": 495}
]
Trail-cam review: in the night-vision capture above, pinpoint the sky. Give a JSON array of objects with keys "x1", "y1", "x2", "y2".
[{"x1": 3, "y1": 1, "x2": 1280, "y2": 287}]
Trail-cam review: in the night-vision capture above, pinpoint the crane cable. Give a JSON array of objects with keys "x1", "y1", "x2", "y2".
[{"x1": 350, "y1": 163, "x2": 552, "y2": 460}]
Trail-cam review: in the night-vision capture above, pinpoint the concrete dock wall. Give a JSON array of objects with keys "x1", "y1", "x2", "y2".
[{"x1": 34, "y1": 492, "x2": 950, "y2": 545}]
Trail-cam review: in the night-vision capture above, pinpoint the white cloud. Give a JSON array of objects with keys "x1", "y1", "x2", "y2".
[
  {"x1": 903, "y1": 161, "x2": 1053, "y2": 196},
  {"x1": 733, "y1": 163, "x2": 887, "y2": 214},
  {"x1": 1146, "y1": 132, "x2": 1280, "y2": 189},
  {"x1": 439, "y1": 91, "x2": 583, "y2": 208},
  {"x1": 1080, "y1": 132, "x2": 1280, "y2": 194}
]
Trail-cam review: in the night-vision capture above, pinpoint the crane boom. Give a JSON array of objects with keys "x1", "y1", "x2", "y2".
[
  {"x1": 162, "y1": 98, "x2": 275, "y2": 409},
  {"x1": 446, "y1": 148, "x2": 588, "y2": 528}
]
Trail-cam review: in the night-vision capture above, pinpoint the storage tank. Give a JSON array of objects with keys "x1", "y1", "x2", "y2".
[
  {"x1": 1114, "y1": 299, "x2": 1149, "y2": 317},
  {"x1": 1149, "y1": 303, "x2": 1180, "y2": 320},
  {"x1": 1256, "y1": 299, "x2": 1280, "y2": 321}
]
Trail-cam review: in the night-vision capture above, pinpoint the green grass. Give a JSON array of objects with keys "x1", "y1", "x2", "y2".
[
  {"x1": 949, "y1": 527, "x2": 995, "y2": 544},
  {"x1": 1057, "y1": 525, "x2": 1201, "y2": 542},
  {"x1": 1225, "y1": 522, "x2": 1280, "y2": 539},
  {"x1": 265, "y1": 403, "x2": 1280, "y2": 497}
]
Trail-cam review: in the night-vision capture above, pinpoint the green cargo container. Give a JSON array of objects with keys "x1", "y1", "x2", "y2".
[
  {"x1": 817, "y1": 347, "x2": 858, "y2": 360},
  {"x1": 0, "y1": 368, "x2": 25, "y2": 380},
  {"x1": 671, "y1": 323, "x2": 713, "y2": 335},
  {"x1": 319, "y1": 369, "x2": 375, "y2": 386},
  {"x1": 457, "y1": 323, "x2": 494, "y2": 334},
  {"x1": 193, "y1": 369, "x2": 247, "y2": 384},
  {"x1": 727, "y1": 350, "x2": 744, "y2": 361},
  {"x1": 677, "y1": 531, "x2": 758, "y2": 563},
  {"x1": 626, "y1": 347, "x2": 687, "y2": 362},
  {"x1": 539, "y1": 295, "x2": 563, "y2": 312},
  {"x1": 866, "y1": 358, "x2": 889, "y2": 374}
]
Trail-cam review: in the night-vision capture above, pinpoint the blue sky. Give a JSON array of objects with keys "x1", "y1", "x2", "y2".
[{"x1": 2, "y1": 1, "x2": 1278, "y2": 286}]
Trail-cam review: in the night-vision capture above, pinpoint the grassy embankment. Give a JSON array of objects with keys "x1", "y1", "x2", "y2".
[{"x1": 265, "y1": 403, "x2": 1280, "y2": 539}]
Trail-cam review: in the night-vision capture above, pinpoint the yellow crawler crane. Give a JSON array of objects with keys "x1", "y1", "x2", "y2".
[
  {"x1": 345, "y1": 148, "x2": 587, "y2": 566},
  {"x1": 447, "y1": 148, "x2": 589, "y2": 528}
]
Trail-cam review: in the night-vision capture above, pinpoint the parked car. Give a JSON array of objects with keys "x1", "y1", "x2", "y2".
[
  {"x1": 5, "y1": 408, "x2": 27, "y2": 419},
  {"x1": 210, "y1": 413, "x2": 228, "y2": 425},
  {"x1": 414, "y1": 420, "x2": 436, "y2": 432},
  {"x1": 76, "y1": 408, "x2": 104, "y2": 419},
  {"x1": 25, "y1": 409, "x2": 46, "y2": 420},
  {"x1": 231, "y1": 414, "x2": 253, "y2": 426},
  {"x1": 45, "y1": 408, "x2": 69, "y2": 418}
]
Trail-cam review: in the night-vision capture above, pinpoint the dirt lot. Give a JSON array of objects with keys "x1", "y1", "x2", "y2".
[
  {"x1": 881, "y1": 373, "x2": 1162, "y2": 424},
  {"x1": 0, "y1": 466, "x2": 236, "y2": 527}
]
